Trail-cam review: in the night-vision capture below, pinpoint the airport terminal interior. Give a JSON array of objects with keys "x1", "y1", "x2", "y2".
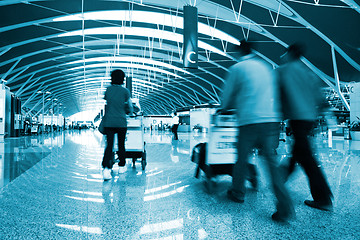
[{"x1": 0, "y1": 0, "x2": 360, "y2": 239}]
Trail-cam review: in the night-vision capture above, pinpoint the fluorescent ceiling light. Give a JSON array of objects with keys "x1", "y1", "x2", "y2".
[
  {"x1": 58, "y1": 27, "x2": 227, "y2": 57},
  {"x1": 133, "y1": 78, "x2": 163, "y2": 89},
  {"x1": 68, "y1": 56, "x2": 190, "y2": 74},
  {"x1": 68, "y1": 62, "x2": 184, "y2": 79},
  {"x1": 133, "y1": 92, "x2": 147, "y2": 97},
  {"x1": 132, "y1": 80, "x2": 162, "y2": 91},
  {"x1": 58, "y1": 76, "x2": 162, "y2": 90},
  {"x1": 53, "y1": 10, "x2": 240, "y2": 44}
]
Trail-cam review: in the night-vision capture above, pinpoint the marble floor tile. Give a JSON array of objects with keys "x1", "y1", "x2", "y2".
[{"x1": 0, "y1": 129, "x2": 359, "y2": 239}]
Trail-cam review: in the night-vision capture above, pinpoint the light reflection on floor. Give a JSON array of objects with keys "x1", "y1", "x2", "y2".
[
  {"x1": 0, "y1": 134, "x2": 56, "y2": 188},
  {"x1": 0, "y1": 129, "x2": 359, "y2": 239}
]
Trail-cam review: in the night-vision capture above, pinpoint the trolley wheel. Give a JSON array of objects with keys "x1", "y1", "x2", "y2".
[{"x1": 141, "y1": 151, "x2": 147, "y2": 170}]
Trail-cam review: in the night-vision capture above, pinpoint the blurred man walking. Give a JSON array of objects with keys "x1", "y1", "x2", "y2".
[
  {"x1": 277, "y1": 44, "x2": 333, "y2": 211},
  {"x1": 222, "y1": 40, "x2": 294, "y2": 222}
]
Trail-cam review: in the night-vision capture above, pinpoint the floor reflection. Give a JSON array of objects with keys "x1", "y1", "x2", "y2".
[
  {"x1": 0, "y1": 129, "x2": 359, "y2": 239},
  {"x1": 0, "y1": 132, "x2": 65, "y2": 189}
]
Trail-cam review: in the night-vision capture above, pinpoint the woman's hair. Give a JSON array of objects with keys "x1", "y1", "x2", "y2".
[{"x1": 111, "y1": 69, "x2": 125, "y2": 85}]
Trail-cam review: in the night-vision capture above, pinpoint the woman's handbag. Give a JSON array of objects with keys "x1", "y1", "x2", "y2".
[{"x1": 98, "y1": 118, "x2": 105, "y2": 134}]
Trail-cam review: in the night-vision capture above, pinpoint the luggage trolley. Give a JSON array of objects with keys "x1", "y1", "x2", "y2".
[
  {"x1": 125, "y1": 116, "x2": 147, "y2": 170},
  {"x1": 192, "y1": 111, "x2": 238, "y2": 192},
  {"x1": 192, "y1": 111, "x2": 258, "y2": 193}
]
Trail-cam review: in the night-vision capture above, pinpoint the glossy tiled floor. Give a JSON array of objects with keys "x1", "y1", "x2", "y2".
[{"x1": 0, "y1": 129, "x2": 359, "y2": 239}]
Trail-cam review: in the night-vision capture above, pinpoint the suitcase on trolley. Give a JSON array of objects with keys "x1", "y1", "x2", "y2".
[
  {"x1": 113, "y1": 116, "x2": 147, "y2": 170},
  {"x1": 125, "y1": 116, "x2": 147, "y2": 170}
]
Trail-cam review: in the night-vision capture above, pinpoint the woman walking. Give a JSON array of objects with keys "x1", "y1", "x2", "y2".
[{"x1": 102, "y1": 69, "x2": 133, "y2": 180}]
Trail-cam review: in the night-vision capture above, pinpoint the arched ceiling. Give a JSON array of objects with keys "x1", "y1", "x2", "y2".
[{"x1": 0, "y1": 0, "x2": 359, "y2": 116}]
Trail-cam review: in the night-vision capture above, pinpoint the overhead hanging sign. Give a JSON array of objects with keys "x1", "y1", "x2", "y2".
[{"x1": 183, "y1": 5, "x2": 198, "y2": 69}]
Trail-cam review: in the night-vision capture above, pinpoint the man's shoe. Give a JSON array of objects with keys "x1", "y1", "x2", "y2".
[
  {"x1": 227, "y1": 190, "x2": 244, "y2": 203},
  {"x1": 103, "y1": 168, "x2": 112, "y2": 181},
  {"x1": 271, "y1": 211, "x2": 292, "y2": 223},
  {"x1": 304, "y1": 200, "x2": 333, "y2": 211}
]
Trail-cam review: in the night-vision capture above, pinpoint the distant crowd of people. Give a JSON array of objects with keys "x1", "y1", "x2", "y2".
[{"x1": 24, "y1": 122, "x2": 63, "y2": 135}]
